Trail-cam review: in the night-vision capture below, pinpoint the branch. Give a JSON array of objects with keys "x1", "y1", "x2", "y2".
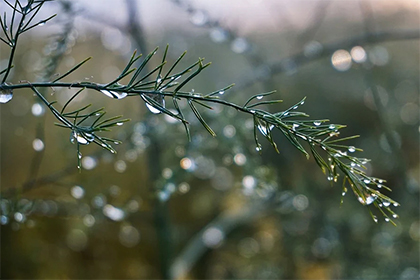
[{"x1": 233, "y1": 29, "x2": 420, "y2": 91}]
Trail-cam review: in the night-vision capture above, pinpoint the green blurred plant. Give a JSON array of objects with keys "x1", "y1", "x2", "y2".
[{"x1": 0, "y1": 0, "x2": 399, "y2": 224}]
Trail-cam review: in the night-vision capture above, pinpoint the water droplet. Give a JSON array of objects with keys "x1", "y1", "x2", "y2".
[
  {"x1": 219, "y1": 90, "x2": 224, "y2": 95},
  {"x1": 190, "y1": 10, "x2": 208, "y2": 26},
  {"x1": 83, "y1": 214, "x2": 95, "y2": 227},
  {"x1": 292, "y1": 124, "x2": 299, "y2": 131},
  {"x1": 327, "y1": 176, "x2": 333, "y2": 181},
  {"x1": 350, "y1": 46, "x2": 367, "y2": 63},
  {"x1": 38, "y1": 21, "x2": 46, "y2": 26},
  {"x1": 342, "y1": 191, "x2": 346, "y2": 196},
  {"x1": 329, "y1": 124, "x2": 336, "y2": 130},
  {"x1": 202, "y1": 227, "x2": 225, "y2": 248},
  {"x1": 103, "y1": 204, "x2": 125, "y2": 221},
  {"x1": 363, "y1": 179, "x2": 371, "y2": 184},
  {"x1": 14, "y1": 212, "x2": 25, "y2": 223},
  {"x1": 392, "y1": 214, "x2": 398, "y2": 218},
  {"x1": 348, "y1": 146, "x2": 356, "y2": 153},
  {"x1": 313, "y1": 121, "x2": 322, "y2": 126},
  {"x1": 31, "y1": 103, "x2": 45, "y2": 116},
  {"x1": 82, "y1": 156, "x2": 97, "y2": 170},
  {"x1": 71, "y1": 185, "x2": 85, "y2": 199},
  {"x1": 256, "y1": 95, "x2": 263, "y2": 100},
  {"x1": 303, "y1": 41, "x2": 323, "y2": 58},
  {"x1": 0, "y1": 83, "x2": 13, "y2": 103},
  {"x1": 100, "y1": 90, "x2": 127, "y2": 100},
  {"x1": 114, "y1": 160, "x2": 127, "y2": 173},
  {"x1": 234, "y1": 153, "x2": 247, "y2": 166},
  {"x1": 255, "y1": 146, "x2": 262, "y2": 152},
  {"x1": 70, "y1": 130, "x2": 93, "y2": 145},
  {"x1": 116, "y1": 122, "x2": 124, "y2": 126},
  {"x1": 358, "y1": 197, "x2": 365, "y2": 204},
  {"x1": 350, "y1": 162, "x2": 356, "y2": 167},
  {"x1": 393, "y1": 203, "x2": 399, "y2": 207},
  {"x1": 231, "y1": 38, "x2": 249, "y2": 54},
  {"x1": 1, "y1": 215, "x2": 9, "y2": 225},
  {"x1": 378, "y1": 179, "x2": 384, "y2": 183},
  {"x1": 377, "y1": 184, "x2": 383, "y2": 188},
  {"x1": 32, "y1": 138, "x2": 45, "y2": 151},
  {"x1": 284, "y1": 112, "x2": 289, "y2": 116},
  {"x1": 298, "y1": 134, "x2": 307, "y2": 140},
  {"x1": 257, "y1": 124, "x2": 274, "y2": 136},
  {"x1": 373, "y1": 215, "x2": 378, "y2": 223},
  {"x1": 331, "y1": 49, "x2": 352, "y2": 71},
  {"x1": 382, "y1": 201, "x2": 391, "y2": 207},
  {"x1": 119, "y1": 225, "x2": 140, "y2": 247},
  {"x1": 384, "y1": 217, "x2": 390, "y2": 222},
  {"x1": 210, "y1": 27, "x2": 229, "y2": 43},
  {"x1": 365, "y1": 196, "x2": 376, "y2": 205}
]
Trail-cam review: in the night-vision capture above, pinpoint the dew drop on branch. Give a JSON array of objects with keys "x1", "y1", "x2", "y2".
[
  {"x1": 382, "y1": 201, "x2": 391, "y2": 207},
  {"x1": 257, "y1": 124, "x2": 274, "y2": 136},
  {"x1": 348, "y1": 146, "x2": 356, "y2": 153},
  {"x1": 0, "y1": 83, "x2": 13, "y2": 103},
  {"x1": 100, "y1": 90, "x2": 127, "y2": 100},
  {"x1": 70, "y1": 131, "x2": 93, "y2": 145}
]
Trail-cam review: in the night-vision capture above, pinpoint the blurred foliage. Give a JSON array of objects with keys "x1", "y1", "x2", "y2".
[{"x1": 0, "y1": 0, "x2": 419, "y2": 279}]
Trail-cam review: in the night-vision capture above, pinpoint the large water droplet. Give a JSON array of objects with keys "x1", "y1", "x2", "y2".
[
  {"x1": 70, "y1": 130, "x2": 94, "y2": 145},
  {"x1": 143, "y1": 94, "x2": 165, "y2": 114},
  {"x1": 348, "y1": 146, "x2": 356, "y2": 153},
  {"x1": 256, "y1": 95, "x2": 263, "y2": 100},
  {"x1": 365, "y1": 195, "x2": 376, "y2": 205},
  {"x1": 313, "y1": 121, "x2": 321, "y2": 126},
  {"x1": 0, "y1": 83, "x2": 13, "y2": 103},
  {"x1": 146, "y1": 103, "x2": 161, "y2": 114},
  {"x1": 257, "y1": 123, "x2": 274, "y2": 136},
  {"x1": 100, "y1": 89, "x2": 127, "y2": 100}
]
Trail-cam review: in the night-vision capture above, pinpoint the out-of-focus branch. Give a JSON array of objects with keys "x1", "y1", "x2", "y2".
[
  {"x1": 169, "y1": 195, "x2": 277, "y2": 279},
  {"x1": 233, "y1": 29, "x2": 420, "y2": 92}
]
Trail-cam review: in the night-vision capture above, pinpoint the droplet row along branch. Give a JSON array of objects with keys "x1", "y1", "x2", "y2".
[
  {"x1": 0, "y1": 1, "x2": 400, "y2": 224},
  {"x1": 0, "y1": 70, "x2": 399, "y2": 224}
]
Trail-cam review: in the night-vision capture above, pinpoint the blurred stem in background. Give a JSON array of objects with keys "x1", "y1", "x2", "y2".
[{"x1": 123, "y1": 0, "x2": 173, "y2": 278}]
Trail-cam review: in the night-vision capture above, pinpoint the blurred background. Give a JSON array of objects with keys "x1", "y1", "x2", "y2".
[{"x1": 0, "y1": 0, "x2": 419, "y2": 279}]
